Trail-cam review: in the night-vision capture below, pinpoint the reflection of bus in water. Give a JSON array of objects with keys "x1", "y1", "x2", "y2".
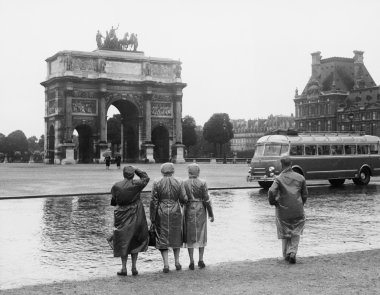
[{"x1": 247, "y1": 131, "x2": 380, "y2": 189}]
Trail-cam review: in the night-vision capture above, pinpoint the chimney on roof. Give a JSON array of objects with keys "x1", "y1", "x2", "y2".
[
  {"x1": 353, "y1": 50, "x2": 365, "y2": 89},
  {"x1": 311, "y1": 51, "x2": 322, "y2": 79},
  {"x1": 353, "y1": 50, "x2": 364, "y2": 64}
]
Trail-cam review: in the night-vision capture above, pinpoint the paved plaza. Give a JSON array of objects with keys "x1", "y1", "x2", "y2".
[{"x1": 0, "y1": 163, "x2": 256, "y2": 198}]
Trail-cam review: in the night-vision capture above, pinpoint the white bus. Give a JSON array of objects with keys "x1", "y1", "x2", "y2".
[{"x1": 247, "y1": 131, "x2": 380, "y2": 189}]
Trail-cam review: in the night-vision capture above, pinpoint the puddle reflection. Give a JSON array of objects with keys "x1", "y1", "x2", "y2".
[{"x1": 0, "y1": 185, "x2": 379, "y2": 289}]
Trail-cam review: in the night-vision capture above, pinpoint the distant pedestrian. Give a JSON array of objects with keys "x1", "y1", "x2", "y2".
[
  {"x1": 268, "y1": 156, "x2": 308, "y2": 264},
  {"x1": 116, "y1": 155, "x2": 121, "y2": 169},
  {"x1": 110, "y1": 166, "x2": 150, "y2": 276},
  {"x1": 150, "y1": 162, "x2": 187, "y2": 273},
  {"x1": 183, "y1": 163, "x2": 214, "y2": 270},
  {"x1": 105, "y1": 155, "x2": 111, "y2": 170}
]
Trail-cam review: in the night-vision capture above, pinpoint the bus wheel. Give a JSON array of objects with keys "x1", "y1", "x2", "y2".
[
  {"x1": 328, "y1": 179, "x2": 345, "y2": 186},
  {"x1": 292, "y1": 168, "x2": 303, "y2": 176},
  {"x1": 354, "y1": 168, "x2": 371, "y2": 185},
  {"x1": 258, "y1": 181, "x2": 273, "y2": 190}
]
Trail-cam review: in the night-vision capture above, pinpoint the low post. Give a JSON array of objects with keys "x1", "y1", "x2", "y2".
[
  {"x1": 210, "y1": 153, "x2": 216, "y2": 164},
  {"x1": 142, "y1": 143, "x2": 155, "y2": 163},
  {"x1": 172, "y1": 143, "x2": 186, "y2": 164},
  {"x1": 61, "y1": 143, "x2": 76, "y2": 165}
]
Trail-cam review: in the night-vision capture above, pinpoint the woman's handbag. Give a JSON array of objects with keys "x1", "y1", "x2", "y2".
[{"x1": 148, "y1": 224, "x2": 156, "y2": 247}]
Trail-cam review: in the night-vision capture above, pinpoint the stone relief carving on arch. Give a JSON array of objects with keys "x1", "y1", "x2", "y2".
[
  {"x1": 105, "y1": 93, "x2": 143, "y2": 116},
  {"x1": 72, "y1": 116, "x2": 97, "y2": 130},
  {"x1": 151, "y1": 118, "x2": 174, "y2": 137}
]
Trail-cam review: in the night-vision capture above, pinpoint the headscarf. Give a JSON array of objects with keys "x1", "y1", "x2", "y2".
[
  {"x1": 123, "y1": 165, "x2": 135, "y2": 179},
  {"x1": 161, "y1": 162, "x2": 175, "y2": 176},
  {"x1": 187, "y1": 163, "x2": 200, "y2": 178}
]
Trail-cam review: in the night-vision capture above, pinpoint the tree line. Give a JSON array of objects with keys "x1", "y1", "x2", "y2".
[
  {"x1": 0, "y1": 131, "x2": 44, "y2": 162},
  {"x1": 0, "y1": 112, "x2": 235, "y2": 162}
]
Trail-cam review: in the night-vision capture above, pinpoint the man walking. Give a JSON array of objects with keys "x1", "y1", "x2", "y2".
[{"x1": 268, "y1": 156, "x2": 308, "y2": 264}]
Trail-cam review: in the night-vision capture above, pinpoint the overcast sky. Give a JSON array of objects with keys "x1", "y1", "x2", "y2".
[{"x1": 1, "y1": 0, "x2": 380, "y2": 138}]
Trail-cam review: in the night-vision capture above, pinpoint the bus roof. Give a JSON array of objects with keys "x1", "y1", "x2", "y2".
[{"x1": 256, "y1": 133, "x2": 380, "y2": 144}]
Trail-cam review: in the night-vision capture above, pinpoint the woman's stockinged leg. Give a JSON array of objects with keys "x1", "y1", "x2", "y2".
[
  {"x1": 199, "y1": 247, "x2": 205, "y2": 262},
  {"x1": 188, "y1": 248, "x2": 194, "y2": 263},
  {"x1": 173, "y1": 248, "x2": 181, "y2": 269},
  {"x1": 188, "y1": 248, "x2": 195, "y2": 270},
  {"x1": 160, "y1": 249, "x2": 169, "y2": 268},
  {"x1": 131, "y1": 253, "x2": 138, "y2": 276},
  {"x1": 121, "y1": 256, "x2": 127, "y2": 271},
  {"x1": 131, "y1": 253, "x2": 138, "y2": 269}
]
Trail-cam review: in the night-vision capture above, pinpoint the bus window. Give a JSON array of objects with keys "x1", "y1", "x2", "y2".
[
  {"x1": 370, "y1": 144, "x2": 379, "y2": 154},
  {"x1": 318, "y1": 145, "x2": 330, "y2": 155},
  {"x1": 263, "y1": 144, "x2": 289, "y2": 156},
  {"x1": 357, "y1": 145, "x2": 369, "y2": 155},
  {"x1": 290, "y1": 145, "x2": 304, "y2": 156},
  {"x1": 344, "y1": 145, "x2": 357, "y2": 155},
  {"x1": 305, "y1": 145, "x2": 317, "y2": 155},
  {"x1": 280, "y1": 144, "x2": 289, "y2": 156},
  {"x1": 331, "y1": 145, "x2": 343, "y2": 155},
  {"x1": 254, "y1": 145, "x2": 265, "y2": 158}
]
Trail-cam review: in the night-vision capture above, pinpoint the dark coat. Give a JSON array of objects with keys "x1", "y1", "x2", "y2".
[
  {"x1": 150, "y1": 176, "x2": 187, "y2": 249},
  {"x1": 111, "y1": 169, "x2": 150, "y2": 257},
  {"x1": 268, "y1": 167, "x2": 308, "y2": 238}
]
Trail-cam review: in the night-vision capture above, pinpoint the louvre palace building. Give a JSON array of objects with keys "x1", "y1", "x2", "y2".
[{"x1": 294, "y1": 50, "x2": 380, "y2": 135}]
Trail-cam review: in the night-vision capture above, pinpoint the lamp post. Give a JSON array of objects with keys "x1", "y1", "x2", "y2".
[
  {"x1": 348, "y1": 112, "x2": 354, "y2": 132},
  {"x1": 223, "y1": 117, "x2": 227, "y2": 164}
]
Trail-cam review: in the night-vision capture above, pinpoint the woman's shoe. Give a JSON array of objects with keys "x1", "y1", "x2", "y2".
[
  {"x1": 198, "y1": 261, "x2": 206, "y2": 269},
  {"x1": 163, "y1": 266, "x2": 169, "y2": 273},
  {"x1": 189, "y1": 262, "x2": 195, "y2": 270},
  {"x1": 117, "y1": 270, "x2": 127, "y2": 276},
  {"x1": 175, "y1": 263, "x2": 182, "y2": 271},
  {"x1": 132, "y1": 268, "x2": 138, "y2": 276}
]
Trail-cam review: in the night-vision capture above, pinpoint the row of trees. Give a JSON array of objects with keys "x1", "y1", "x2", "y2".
[
  {"x1": 0, "y1": 130, "x2": 44, "y2": 162},
  {"x1": 0, "y1": 112, "x2": 234, "y2": 162},
  {"x1": 182, "y1": 113, "x2": 234, "y2": 158}
]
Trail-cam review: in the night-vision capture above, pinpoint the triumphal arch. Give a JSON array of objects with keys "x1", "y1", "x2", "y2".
[{"x1": 41, "y1": 29, "x2": 186, "y2": 164}]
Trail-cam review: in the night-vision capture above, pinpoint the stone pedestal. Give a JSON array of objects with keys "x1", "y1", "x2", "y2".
[
  {"x1": 142, "y1": 143, "x2": 155, "y2": 163},
  {"x1": 172, "y1": 144, "x2": 186, "y2": 164},
  {"x1": 98, "y1": 142, "x2": 110, "y2": 163},
  {"x1": 61, "y1": 143, "x2": 76, "y2": 165}
]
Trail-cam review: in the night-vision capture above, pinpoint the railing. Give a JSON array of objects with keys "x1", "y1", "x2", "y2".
[{"x1": 185, "y1": 158, "x2": 251, "y2": 164}]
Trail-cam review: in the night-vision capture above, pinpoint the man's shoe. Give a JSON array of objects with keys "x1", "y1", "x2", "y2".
[
  {"x1": 189, "y1": 262, "x2": 195, "y2": 270},
  {"x1": 198, "y1": 261, "x2": 206, "y2": 269},
  {"x1": 132, "y1": 268, "x2": 138, "y2": 276},
  {"x1": 289, "y1": 253, "x2": 296, "y2": 264},
  {"x1": 117, "y1": 270, "x2": 127, "y2": 276},
  {"x1": 285, "y1": 254, "x2": 290, "y2": 261}
]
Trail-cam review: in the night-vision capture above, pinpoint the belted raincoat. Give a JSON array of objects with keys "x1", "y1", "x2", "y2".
[
  {"x1": 183, "y1": 165, "x2": 214, "y2": 248},
  {"x1": 150, "y1": 164, "x2": 187, "y2": 249},
  {"x1": 268, "y1": 167, "x2": 308, "y2": 239},
  {"x1": 111, "y1": 168, "x2": 150, "y2": 257}
]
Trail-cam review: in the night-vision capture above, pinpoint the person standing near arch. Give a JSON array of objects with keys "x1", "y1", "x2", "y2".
[{"x1": 110, "y1": 166, "x2": 150, "y2": 276}]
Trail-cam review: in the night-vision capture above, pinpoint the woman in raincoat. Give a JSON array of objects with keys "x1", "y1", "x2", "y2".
[
  {"x1": 183, "y1": 163, "x2": 214, "y2": 270},
  {"x1": 150, "y1": 162, "x2": 187, "y2": 273},
  {"x1": 110, "y1": 166, "x2": 150, "y2": 276}
]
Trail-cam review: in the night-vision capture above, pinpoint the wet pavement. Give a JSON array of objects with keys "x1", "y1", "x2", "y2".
[{"x1": 0, "y1": 185, "x2": 379, "y2": 289}]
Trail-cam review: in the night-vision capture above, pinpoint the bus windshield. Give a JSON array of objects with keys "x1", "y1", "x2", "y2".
[{"x1": 254, "y1": 143, "x2": 289, "y2": 158}]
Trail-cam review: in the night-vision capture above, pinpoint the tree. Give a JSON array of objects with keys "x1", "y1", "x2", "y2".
[
  {"x1": 6, "y1": 130, "x2": 28, "y2": 158},
  {"x1": 107, "y1": 114, "x2": 121, "y2": 145},
  {"x1": 182, "y1": 115, "x2": 197, "y2": 154},
  {"x1": 38, "y1": 135, "x2": 44, "y2": 150},
  {"x1": 203, "y1": 113, "x2": 234, "y2": 157},
  {"x1": 28, "y1": 136, "x2": 39, "y2": 152},
  {"x1": 0, "y1": 133, "x2": 6, "y2": 154}
]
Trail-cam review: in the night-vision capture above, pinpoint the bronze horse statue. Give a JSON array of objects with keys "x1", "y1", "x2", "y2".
[{"x1": 119, "y1": 33, "x2": 138, "y2": 51}]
